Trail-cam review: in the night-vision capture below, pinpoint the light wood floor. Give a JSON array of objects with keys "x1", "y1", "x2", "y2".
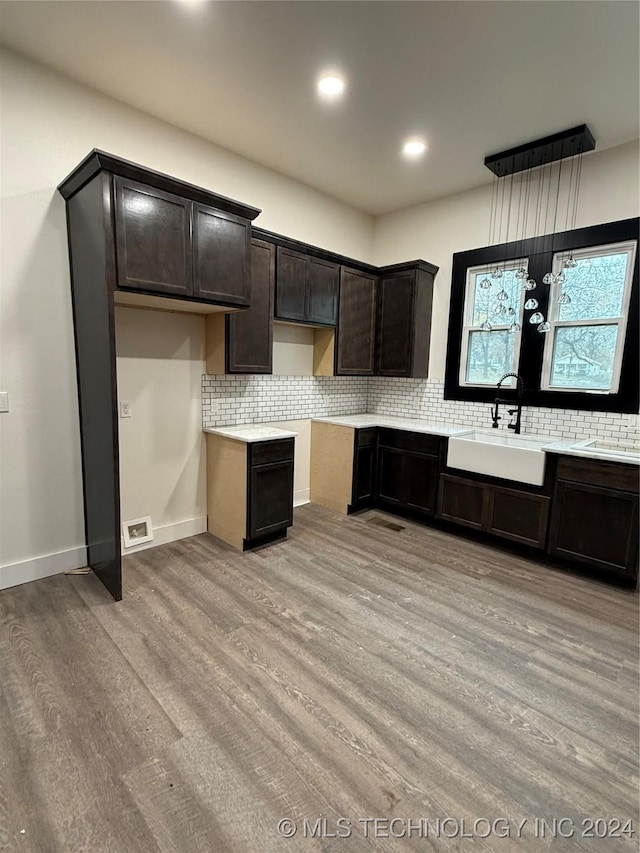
[{"x1": 1, "y1": 504, "x2": 638, "y2": 852}]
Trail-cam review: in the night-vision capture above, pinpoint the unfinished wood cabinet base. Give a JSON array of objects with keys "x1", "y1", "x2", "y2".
[
  {"x1": 310, "y1": 422, "x2": 355, "y2": 514},
  {"x1": 206, "y1": 434, "x2": 247, "y2": 550}
]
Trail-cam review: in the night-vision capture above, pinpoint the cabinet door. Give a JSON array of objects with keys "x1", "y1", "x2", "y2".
[
  {"x1": 336, "y1": 268, "x2": 377, "y2": 375},
  {"x1": 114, "y1": 177, "x2": 192, "y2": 297},
  {"x1": 378, "y1": 446, "x2": 438, "y2": 516},
  {"x1": 275, "y1": 247, "x2": 308, "y2": 321},
  {"x1": 437, "y1": 474, "x2": 487, "y2": 530},
  {"x1": 227, "y1": 239, "x2": 275, "y2": 373},
  {"x1": 307, "y1": 258, "x2": 339, "y2": 325},
  {"x1": 248, "y1": 460, "x2": 294, "y2": 540},
  {"x1": 352, "y1": 445, "x2": 377, "y2": 510},
  {"x1": 376, "y1": 272, "x2": 415, "y2": 376},
  {"x1": 403, "y1": 452, "x2": 439, "y2": 515},
  {"x1": 549, "y1": 480, "x2": 639, "y2": 578},
  {"x1": 193, "y1": 204, "x2": 250, "y2": 306},
  {"x1": 488, "y1": 486, "x2": 549, "y2": 549}
]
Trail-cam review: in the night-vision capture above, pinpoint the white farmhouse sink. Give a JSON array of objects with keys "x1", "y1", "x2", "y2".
[{"x1": 447, "y1": 430, "x2": 549, "y2": 486}]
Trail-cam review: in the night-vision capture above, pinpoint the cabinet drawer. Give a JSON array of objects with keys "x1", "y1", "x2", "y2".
[
  {"x1": 355, "y1": 427, "x2": 377, "y2": 448},
  {"x1": 556, "y1": 455, "x2": 639, "y2": 493},
  {"x1": 250, "y1": 438, "x2": 294, "y2": 467},
  {"x1": 378, "y1": 428, "x2": 439, "y2": 456}
]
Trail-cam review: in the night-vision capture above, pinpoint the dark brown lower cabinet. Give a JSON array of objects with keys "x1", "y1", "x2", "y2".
[
  {"x1": 437, "y1": 474, "x2": 550, "y2": 549},
  {"x1": 376, "y1": 429, "x2": 441, "y2": 518},
  {"x1": 548, "y1": 456, "x2": 639, "y2": 580},
  {"x1": 246, "y1": 439, "x2": 294, "y2": 547}
]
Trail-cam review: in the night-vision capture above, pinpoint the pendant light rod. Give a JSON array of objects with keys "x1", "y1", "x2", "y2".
[{"x1": 484, "y1": 125, "x2": 595, "y2": 178}]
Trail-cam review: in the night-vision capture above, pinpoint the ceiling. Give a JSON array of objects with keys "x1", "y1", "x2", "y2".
[{"x1": 1, "y1": 1, "x2": 638, "y2": 214}]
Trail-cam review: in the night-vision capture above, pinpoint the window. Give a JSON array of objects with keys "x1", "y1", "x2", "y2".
[
  {"x1": 444, "y1": 218, "x2": 639, "y2": 413},
  {"x1": 459, "y1": 261, "x2": 526, "y2": 387},
  {"x1": 541, "y1": 241, "x2": 636, "y2": 393}
]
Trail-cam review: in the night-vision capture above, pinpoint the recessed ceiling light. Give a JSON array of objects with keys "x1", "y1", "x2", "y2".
[
  {"x1": 317, "y1": 75, "x2": 345, "y2": 99},
  {"x1": 402, "y1": 138, "x2": 427, "y2": 159}
]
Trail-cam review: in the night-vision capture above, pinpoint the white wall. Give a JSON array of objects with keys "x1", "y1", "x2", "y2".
[
  {"x1": 373, "y1": 140, "x2": 640, "y2": 378},
  {"x1": 0, "y1": 48, "x2": 374, "y2": 588},
  {"x1": 115, "y1": 307, "x2": 207, "y2": 551}
]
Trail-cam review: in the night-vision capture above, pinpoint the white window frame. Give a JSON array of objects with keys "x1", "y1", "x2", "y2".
[
  {"x1": 459, "y1": 259, "x2": 527, "y2": 388},
  {"x1": 541, "y1": 240, "x2": 637, "y2": 394}
]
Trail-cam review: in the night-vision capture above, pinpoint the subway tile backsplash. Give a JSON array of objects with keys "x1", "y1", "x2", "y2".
[
  {"x1": 202, "y1": 375, "x2": 368, "y2": 427},
  {"x1": 202, "y1": 374, "x2": 635, "y2": 441},
  {"x1": 369, "y1": 377, "x2": 635, "y2": 441}
]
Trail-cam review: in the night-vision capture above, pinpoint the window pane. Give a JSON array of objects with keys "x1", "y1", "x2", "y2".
[
  {"x1": 471, "y1": 266, "x2": 524, "y2": 326},
  {"x1": 466, "y1": 330, "x2": 516, "y2": 385},
  {"x1": 549, "y1": 325, "x2": 619, "y2": 389},
  {"x1": 558, "y1": 252, "x2": 628, "y2": 321}
]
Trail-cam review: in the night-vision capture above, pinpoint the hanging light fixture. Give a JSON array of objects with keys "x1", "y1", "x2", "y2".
[{"x1": 482, "y1": 125, "x2": 595, "y2": 334}]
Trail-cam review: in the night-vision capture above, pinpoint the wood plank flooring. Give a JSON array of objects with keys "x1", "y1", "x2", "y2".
[{"x1": 1, "y1": 504, "x2": 638, "y2": 852}]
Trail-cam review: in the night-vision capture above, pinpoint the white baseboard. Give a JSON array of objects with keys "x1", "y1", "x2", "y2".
[
  {"x1": 0, "y1": 546, "x2": 87, "y2": 591},
  {"x1": 0, "y1": 516, "x2": 209, "y2": 592},
  {"x1": 294, "y1": 488, "x2": 310, "y2": 507},
  {"x1": 121, "y1": 515, "x2": 207, "y2": 554}
]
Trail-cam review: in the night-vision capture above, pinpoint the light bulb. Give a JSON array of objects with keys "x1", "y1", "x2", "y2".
[
  {"x1": 479, "y1": 278, "x2": 492, "y2": 290},
  {"x1": 480, "y1": 321, "x2": 492, "y2": 332},
  {"x1": 529, "y1": 312, "x2": 544, "y2": 324},
  {"x1": 524, "y1": 298, "x2": 539, "y2": 310},
  {"x1": 491, "y1": 268, "x2": 503, "y2": 279},
  {"x1": 542, "y1": 272, "x2": 555, "y2": 285},
  {"x1": 524, "y1": 278, "x2": 537, "y2": 291},
  {"x1": 537, "y1": 321, "x2": 551, "y2": 333}
]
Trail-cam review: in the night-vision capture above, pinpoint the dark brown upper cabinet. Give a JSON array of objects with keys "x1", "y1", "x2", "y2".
[
  {"x1": 226, "y1": 239, "x2": 275, "y2": 373},
  {"x1": 115, "y1": 178, "x2": 192, "y2": 298},
  {"x1": 336, "y1": 268, "x2": 378, "y2": 375},
  {"x1": 275, "y1": 247, "x2": 339, "y2": 326},
  {"x1": 193, "y1": 204, "x2": 251, "y2": 306},
  {"x1": 375, "y1": 263, "x2": 435, "y2": 378},
  {"x1": 115, "y1": 182, "x2": 253, "y2": 307}
]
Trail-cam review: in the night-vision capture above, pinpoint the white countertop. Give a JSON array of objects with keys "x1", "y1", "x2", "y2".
[
  {"x1": 313, "y1": 414, "x2": 640, "y2": 465},
  {"x1": 542, "y1": 438, "x2": 640, "y2": 466},
  {"x1": 204, "y1": 425, "x2": 297, "y2": 443},
  {"x1": 312, "y1": 414, "x2": 470, "y2": 437}
]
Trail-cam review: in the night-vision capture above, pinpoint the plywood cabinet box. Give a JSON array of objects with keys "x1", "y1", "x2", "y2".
[{"x1": 58, "y1": 150, "x2": 261, "y2": 600}]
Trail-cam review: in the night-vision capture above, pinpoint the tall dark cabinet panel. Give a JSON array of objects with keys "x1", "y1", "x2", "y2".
[
  {"x1": 193, "y1": 204, "x2": 251, "y2": 305},
  {"x1": 336, "y1": 268, "x2": 378, "y2": 375},
  {"x1": 114, "y1": 178, "x2": 192, "y2": 298},
  {"x1": 67, "y1": 174, "x2": 122, "y2": 600},
  {"x1": 226, "y1": 239, "x2": 275, "y2": 373},
  {"x1": 59, "y1": 150, "x2": 261, "y2": 600},
  {"x1": 376, "y1": 262, "x2": 436, "y2": 378}
]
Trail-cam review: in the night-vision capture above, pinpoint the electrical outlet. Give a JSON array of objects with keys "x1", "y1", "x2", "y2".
[
  {"x1": 0, "y1": 392, "x2": 8, "y2": 413},
  {"x1": 120, "y1": 400, "x2": 132, "y2": 418},
  {"x1": 622, "y1": 414, "x2": 639, "y2": 433}
]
